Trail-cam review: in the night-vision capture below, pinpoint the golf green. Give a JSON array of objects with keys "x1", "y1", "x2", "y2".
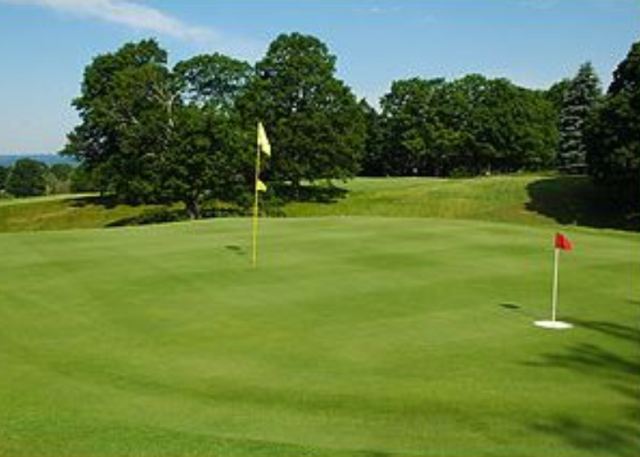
[{"x1": 0, "y1": 217, "x2": 637, "y2": 456}]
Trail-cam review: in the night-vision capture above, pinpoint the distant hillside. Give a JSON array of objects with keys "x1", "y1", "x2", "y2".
[{"x1": 0, "y1": 154, "x2": 77, "y2": 167}]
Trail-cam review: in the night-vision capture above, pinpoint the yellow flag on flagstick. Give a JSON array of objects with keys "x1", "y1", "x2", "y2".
[
  {"x1": 252, "y1": 122, "x2": 271, "y2": 268},
  {"x1": 257, "y1": 122, "x2": 271, "y2": 156}
]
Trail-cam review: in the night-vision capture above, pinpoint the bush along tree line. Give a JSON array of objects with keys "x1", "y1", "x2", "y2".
[
  {"x1": 0, "y1": 159, "x2": 89, "y2": 197},
  {"x1": 48, "y1": 35, "x2": 637, "y2": 217}
]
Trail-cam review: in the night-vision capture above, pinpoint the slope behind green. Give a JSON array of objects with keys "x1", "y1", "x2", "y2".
[
  {"x1": 283, "y1": 175, "x2": 631, "y2": 230},
  {"x1": 0, "y1": 175, "x2": 633, "y2": 233}
]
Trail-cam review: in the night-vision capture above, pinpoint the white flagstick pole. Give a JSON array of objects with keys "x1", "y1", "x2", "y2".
[
  {"x1": 551, "y1": 247, "x2": 560, "y2": 322},
  {"x1": 535, "y1": 237, "x2": 571, "y2": 330}
]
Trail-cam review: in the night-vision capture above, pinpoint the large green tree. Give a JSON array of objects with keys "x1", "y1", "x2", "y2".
[
  {"x1": 240, "y1": 33, "x2": 365, "y2": 189},
  {"x1": 5, "y1": 158, "x2": 48, "y2": 197},
  {"x1": 379, "y1": 78, "x2": 446, "y2": 176},
  {"x1": 162, "y1": 105, "x2": 251, "y2": 219},
  {"x1": 65, "y1": 40, "x2": 253, "y2": 218},
  {"x1": 379, "y1": 75, "x2": 557, "y2": 176},
  {"x1": 65, "y1": 39, "x2": 173, "y2": 203},
  {"x1": 173, "y1": 53, "x2": 253, "y2": 113},
  {"x1": 558, "y1": 63, "x2": 601, "y2": 173},
  {"x1": 586, "y1": 41, "x2": 640, "y2": 208}
]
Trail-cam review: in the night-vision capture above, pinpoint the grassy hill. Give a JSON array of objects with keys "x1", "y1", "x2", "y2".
[
  {"x1": 283, "y1": 175, "x2": 633, "y2": 230},
  {"x1": 0, "y1": 217, "x2": 637, "y2": 456},
  {"x1": 0, "y1": 175, "x2": 636, "y2": 233},
  {"x1": 0, "y1": 194, "x2": 175, "y2": 232}
]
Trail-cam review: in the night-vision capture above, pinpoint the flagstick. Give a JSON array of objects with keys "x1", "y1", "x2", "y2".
[
  {"x1": 551, "y1": 247, "x2": 559, "y2": 322},
  {"x1": 535, "y1": 244, "x2": 572, "y2": 329},
  {"x1": 252, "y1": 139, "x2": 261, "y2": 268}
]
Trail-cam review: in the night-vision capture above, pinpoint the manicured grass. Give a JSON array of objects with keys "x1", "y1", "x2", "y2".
[{"x1": 1, "y1": 217, "x2": 637, "y2": 456}]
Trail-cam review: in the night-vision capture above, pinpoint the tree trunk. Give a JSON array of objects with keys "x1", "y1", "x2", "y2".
[
  {"x1": 291, "y1": 179, "x2": 302, "y2": 200},
  {"x1": 185, "y1": 199, "x2": 201, "y2": 220}
]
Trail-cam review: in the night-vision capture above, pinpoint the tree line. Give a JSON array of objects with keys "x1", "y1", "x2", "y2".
[
  {"x1": 30, "y1": 34, "x2": 634, "y2": 216},
  {"x1": 0, "y1": 159, "x2": 94, "y2": 197}
]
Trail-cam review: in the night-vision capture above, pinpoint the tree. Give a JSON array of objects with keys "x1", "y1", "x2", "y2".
[
  {"x1": 5, "y1": 159, "x2": 48, "y2": 197},
  {"x1": 378, "y1": 75, "x2": 557, "y2": 176},
  {"x1": 162, "y1": 105, "x2": 252, "y2": 219},
  {"x1": 558, "y1": 63, "x2": 601, "y2": 173},
  {"x1": 70, "y1": 165, "x2": 99, "y2": 193},
  {"x1": 64, "y1": 39, "x2": 175, "y2": 203},
  {"x1": 240, "y1": 33, "x2": 365, "y2": 189},
  {"x1": 0, "y1": 165, "x2": 8, "y2": 191},
  {"x1": 586, "y1": 41, "x2": 640, "y2": 208},
  {"x1": 167, "y1": 53, "x2": 254, "y2": 218},
  {"x1": 358, "y1": 99, "x2": 385, "y2": 176},
  {"x1": 49, "y1": 163, "x2": 74, "y2": 181},
  {"x1": 545, "y1": 78, "x2": 571, "y2": 113},
  {"x1": 173, "y1": 53, "x2": 253, "y2": 113},
  {"x1": 380, "y1": 78, "x2": 445, "y2": 176},
  {"x1": 65, "y1": 40, "x2": 254, "y2": 218}
]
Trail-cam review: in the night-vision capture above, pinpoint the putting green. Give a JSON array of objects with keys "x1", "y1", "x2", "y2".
[{"x1": 0, "y1": 217, "x2": 637, "y2": 456}]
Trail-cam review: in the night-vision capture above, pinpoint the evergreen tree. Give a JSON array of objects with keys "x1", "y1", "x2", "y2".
[
  {"x1": 586, "y1": 41, "x2": 640, "y2": 208},
  {"x1": 557, "y1": 62, "x2": 601, "y2": 173}
]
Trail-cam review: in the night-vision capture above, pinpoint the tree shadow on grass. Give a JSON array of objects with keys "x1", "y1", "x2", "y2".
[
  {"x1": 65, "y1": 195, "x2": 248, "y2": 227},
  {"x1": 106, "y1": 207, "x2": 246, "y2": 228},
  {"x1": 531, "y1": 414, "x2": 638, "y2": 457},
  {"x1": 69, "y1": 195, "x2": 120, "y2": 209},
  {"x1": 525, "y1": 319, "x2": 640, "y2": 456},
  {"x1": 273, "y1": 183, "x2": 348, "y2": 204},
  {"x1": 525, "y1": 176, "x2": 639, "y2": 231},
  {"x1": 106, "y1": 208, "x2": 187, "y2": 227}
]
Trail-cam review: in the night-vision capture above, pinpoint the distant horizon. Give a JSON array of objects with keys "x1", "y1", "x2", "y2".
[{"x1": 0, "y1": 152, "x2": 65, "y2": 157}]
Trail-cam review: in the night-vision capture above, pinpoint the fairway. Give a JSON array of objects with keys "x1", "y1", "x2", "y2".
[{"x1": 0, "y1": 217, "x2": 637, "y2": 457}]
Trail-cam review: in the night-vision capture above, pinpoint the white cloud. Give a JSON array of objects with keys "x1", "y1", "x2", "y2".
[{"x1": 1, "y1": 0, "x2": 215, "y2": 43}]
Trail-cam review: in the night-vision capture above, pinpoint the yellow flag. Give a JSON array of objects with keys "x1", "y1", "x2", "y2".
[
  {"x1": 256, "y1": 179, "x2": 267, "y2": 192},
  {"x1": 257, "y1": 122, "x2": 271, "y2": 157}
]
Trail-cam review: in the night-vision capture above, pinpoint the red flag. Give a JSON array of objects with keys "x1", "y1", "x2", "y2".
[{"x1": 555, "y1": 233, "x2": 573, "y2": 251}]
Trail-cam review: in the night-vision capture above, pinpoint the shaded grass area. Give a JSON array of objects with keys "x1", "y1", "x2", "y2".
[
  {"x1": 0, "y1": 194, "x2": 166, "y2": 232},
  {"x1": 525, "y1": 176, "x2": 638, "y2": 231},
  {"x1": 0, "y1": 195, "x2": 242, "y2": 232},
  {"x1": 0, "y1": 218, "x2": 638, "y2": 456},
  {"x1": 0, "y1": 175, "x2": 637, "y2": 233}
]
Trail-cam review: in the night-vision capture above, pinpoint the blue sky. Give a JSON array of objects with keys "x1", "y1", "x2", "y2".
[{"x1": 0, "y1": 0, "x2": 638, "y2": 154}]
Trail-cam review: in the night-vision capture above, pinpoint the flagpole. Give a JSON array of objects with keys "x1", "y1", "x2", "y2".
[
  {"x1": 252, "y1": 129, "x2": 261, "y2": 268},
  {"x1": 551, "y1": 247, "x2": 560, "y2": 322},
  {"x1": 535, "y1": 234, "x2": 572, "y2": 330}
]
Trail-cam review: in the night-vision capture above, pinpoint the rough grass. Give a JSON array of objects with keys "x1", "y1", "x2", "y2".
[
  {"x1": 282, "y1": 175, "x2": 636, "y2": 231},
  {"x1": 0, "y1": 217, "x2": 638, "y2": 457},
  {"x1": 0, "y1": 175, "x2": 635, "y2": 233},
  {"x1": 0, "y1": 195, "x2": 173, "y2": 232}
]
